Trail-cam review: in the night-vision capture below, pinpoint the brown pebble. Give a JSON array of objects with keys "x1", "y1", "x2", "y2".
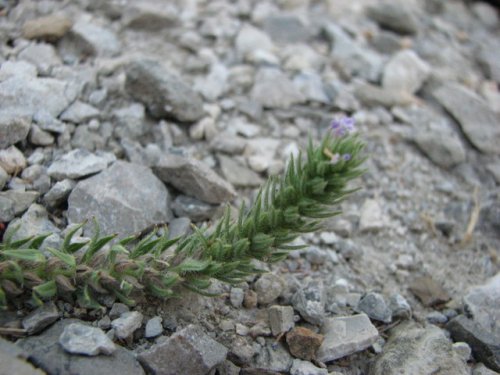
[
  {"x1": 286, "y1": 326, "x2": 324, "y2": 361},
  {"x1": 243, "y1": 289, "x2": 257, "y2": 309},
  {"x1": 22, "y1": 14, "x2": 72, "y2": 42},
  {"x1": 409, "y1": 276, "x2": 450, "y2": 307}
]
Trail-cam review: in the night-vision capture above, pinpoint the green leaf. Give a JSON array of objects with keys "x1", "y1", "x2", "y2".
[
  {"x1": 129, "y1": 232, "x2": 161, "y2": 259},
  {"x1": 1, "y1": 249, "x2": 46, "y2": 263},
  {"x1": 112, "y1": 289, "x2": 136, "y2": 306},
  {"x1": 46, "y1": 248, "x2": 76, "y2": 268},
  {"x1": 33, "y1": 280, "x2": 57, "y2": 299},
  {"x1": 62, "y1": 222, "x2": 87, "y2": 253},
  {"x1": 82, "y1": 225, "x2": 116, "y2": 264},
  {"x1": 0, "y1": 288, "x2": 6, "y2": 310},
  {"x1": 173, "y1": 258, "x2": 210, "y2": 273},
  {"x1": 77, "y1": 284, "x2": 102, "y2": 309},
  {"x1": 30, "y1": 233, "x2": 52, "y2": 249},
  {"x1": 147, "y1": 283, "x2": 174, "y2": 299}
]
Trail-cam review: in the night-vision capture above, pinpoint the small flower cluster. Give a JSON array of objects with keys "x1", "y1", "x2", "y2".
[{"x1": 325, "y1": 117, "x2": 356, "y2": 164}]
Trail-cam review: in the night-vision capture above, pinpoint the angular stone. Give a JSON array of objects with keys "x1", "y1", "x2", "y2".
[
  {"x1": 255, "y1": 273, "x2": 285, "y2": 305},
  {"x1": 47, "y1": 149, "x2": 115, "y2": 180},
  {"x1": 59, "y1": 323, "x2": 116, "y2": 356},
  {"x1": 22, "y1": 14, "x2": 72, "y2": 42},
  {"x1": 0, "y1": 145, "x2": 27, "y2": 174},
  {"x1": 357, "y1": 292, "x2": 392, "y2": 323},
  {"x1": 67, "y1": 161, "x2": 172, "y2": 237},
  {"x1": 235, "y1": 24, "x2": 275, "y2": 57},
  {"x1": 433, "y1": 83, "x2": 500, "y2": 155},
  {"x1": 209, "y1": 133, "x2": 247, "y2": 155},
  {"x1": 447, "y1": 315, "x2": 500, "y2": 372},
  {"x1": 0, "y1": 111, "x2": 31, "y2": 149},
  {"x1": 354, "y1": 83, "x2": 413, "y2": 108},
  {"x1": 268, "y1": 305, "x2": 295, "y2": 336},
  {"x1": 138, "y1": 325, "x2": 228, "y2": 375},
  {"x1": 382, "y1": 50, "x2": 430, "y2": 95},
  {"x1": 29, "y1": 125, "x2": 55, "y2": 146},
  {"x1": 388, "y1": 294, "x2": 412, "y2": 320},
  {"x1": 194, "y1": 63, "x2": 229, "y2": 101},
  {"x1": 218, "y1": 154, "x2": 263, "y2": 188},
  {"x1": 371, "y1": 323, "x2": 470, "y2": 375},
  {"x1": 153, "y1": 154, "x2": 236, "y2": 204},
  {"x1": 290, "y1": 359, "x2": 328, "y2": 375},
  {"x1": 18, "y1": 43, "x2": 62, "y2": 76},
  {"x1": 262, "y1": 16, "x2": 310, "y2": 44},
  {"x1": 0, "y1": 337, "x2": 46, "y2": 375},
  {"x1": 125, "y1": 59, "x2": 204, "y2": 122},
  {"x1": 409, "y1": 276, "x2": 450, "y2": 307},
  {"x1": 22, "y1": 302, "x2": 59, "y2": 335},
  {"x1": 17, "y1": 319, "x2": 145, "y2": 375},
  {"x1": 171, "y1": 195, "x2": 218, "y2": 222},
  {"x1": 292, "y1": 280, "x2": 326, "y2": 326},
  {"x1": 5, "y1": 204, "x2": 59, "y2": 245},
  {"x1": 123, "y1": 2, "x2": 178, "y2": 30},
  {"x1": 43, "y1": 179, "x2": 76, "y2": 208},
  {"x1": 112, "y1": 103, "x2": 147, "y2": 140},
  {"x1": 251, "y1": 68, "x2": 305, "y2": 109},
  {"x1": 59, "y1": 101, "x2": 99, "y2": 124},
  {"x1": 367, "y1": 3, "x2": 419, "y2": 35},
  {"x1": 317, "y1": 314, "x2": 379, "y2": 363},
  {"x1": 293, "y1": 72, "x2": 330, "y2": 104},
  {"x1": 359, "y1": 199, "x2": 387, "y2": 233},
  {"x1": 230, "y1": 288, "x2": 244, "y2": 309},
  {"x1": 111, "y1": 311, "x2": 143, "y2": 340},
  {"x1": 0, "y1": 61, "x2": 37, "y2": 80},
  {"x1": 144, "y1": 316, "x2": 163, "y2": 339},
  {"x1": 253, "y1": 341, "x2": 293, "y2": 373},
  {"x1": 0, "y1": 190, "x2": 39, "y2": 221},
  {"x1": 473, "y1": 363, "x2": 500, "y2": 375},
  {"x1": 286, "y1": 327, "x2": 324, "y2": 361}
]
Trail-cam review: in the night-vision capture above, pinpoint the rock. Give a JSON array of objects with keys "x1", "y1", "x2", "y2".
[
  {"x1": 109, "y1": 303, "x2": 130, "y2": 320},
  {"x1": 216, "y1": 360, "x2": 241, "y2": 375},
  {"x1": 230, "y1": 288, "x2": 245, "y2": 309},
  {"x1": 125, "y1": 59, "x2": 204, "y2": 122},
  {"x1": 22, "y1": 302, "x2": 59, "y2": 335},
  {"x1": 17, "y1": 319, "x2": 145, "y2": 375},
  {"x1": 262, "y1": 15, "x2": 310, "y2": 44},
  {"x1": 0, "y1": 337, "x2": 46, "y2": 375},
  {"x1": 111, "y1": 312, "x2": 143, "y2": 340},
  {"x1": 29, "y1": 125, "x2": 55, "y2": 146},
  {"x1": 292, "y1": 280, "x2": 326, "y2": 326},
  {"x1": 286, "y1": 327, "x2": 324, "y2": 361},
  {"x1": 22, "y1": 14, "x2": 72, "y2": 42},
  {"x1": 33, "y1": 110, "x2": 66, "y2": 134},
  {"x1": 0, "y1": 190, "x2": 40, "y2": 221},
  {"x1": 409, "y1": 276, "x2": 450, "y2": 307},
  {"x1": 251, "y1": 68, "x2": 305, "y2": 109},
  {"x1": 463, "y1": 272, "x2": 500, "y2": 339},
  {"x1": 370, "y1": 31, "x2": 404, "y2": 55},
  {"x1": 253, "y1": 341, "x2": 293, "y2": 373},
  {"x1": 59, "y1": 20, "x2": 121, "y2": 60},
  {"x1": 210, "y1": 133, "x2": 247, "y2": 155},
  {"x1": 43, "y1": 179, "x2": 76, "y2": 208},
  {"x1": 67, "y1": 161, "x2": 172, "y2": 237},
  {"x1": 235, "y1": 24, "x2": 275, "y2": 58},
  {"x1": 0, "y1": 61, "x2": 37, "y2": 80},
  {"x1": 433, "y1": 83, "x2": 500, "y2": 155},
  {"x1": 388, "y1": 294, "x2": 412, "y2": 319},
  {"x1": 194, "y1": 63, "x2": 229, "y2": 101},
  {"x1": 47, "y1": 149, "x2": 115, "y2": 180},
  {"x1": 382, "y1": 50, "x2": 430, "y2": 95},
  {"x1": 153, "y1": 153, "x2": 236, "y2": 204},
  {"x1": 0, "y1": 111, "x2": 31, "y2": 149},
  {"x1": 145, "y1": 316, "x2": 163, "y2": 339},
  {"x1": 167, "y1": 217, "x2": 191, "y2": 239},
  {"x1": 370, "y1": 323, "x2": 470, "y2": 375},
  {"x1": 18, "y1": 43, "x2": 62, "y2": 76},
  {"x1": 0, "y1": 166, "x2": 7, "y2": 190},
  {"x1": 290, "y1": 359, "x2": 328, "y2": 375},
  {"x1": 171, "y1": 195, "x2": 218, "y2": 222},
  {"x1": 268, "y1": 305, "x2": 295, "y2": 336},
  {"x1": 452, "y1": 342, "x2": 472, "y2": 362},
  {"x1": 317, "y1": 314, "x2": 379, "y2": 363},
  {"x1": 447, "y1": 315, "x2": 500, "y2": 372},
  {"x1": 122, "y1": 2, "x2": 178, "y2": 30},
  {"x1": 254, "y1": 273, "x2": 285, "y2": 305},
  {"x1": 477, "y1": 40, "x2": 500, "y2": 83},
  {"x1": 354, "y1": 83, "x2": 413, "y2": 108},
  {"x1": 59, "y1": 323, "x2": 116, "y2": 356},
  {"x1": 293, "y1": 72, "x2": 330, "y2": 104},
  {"x1": 59, "y1": 101, "x2": 99, "y2": 124},
  {"x1": 218, "y1": 154, "x2": 263, "y2": 188},
  {"x1": 359, "y1": 199, "x2": 387, "y2": 233},
  {"x1": 112, "y1": 103, "x2": 147, "y2": 140},
  {"x1": 426, "y1": 311, "x2": 448, "y2": 325},
  {"x1": 473, "y1": 363, "x2": 500, "y2": 375},
  {"x1": 138, "y1": 324, "x2": 228, "y2": 375},
  {"x1": 0, "y1": 145, "x2": 27, "y2": 174},
  {"x1": 366, "y1": 3, "x2": 419, "y2": 35},
  {"x1": 243, "y1": 289, "x2": 258, "y2": 309},
  {"x1": 356, "y1": 292, "x2": 392, "y2": 323}
]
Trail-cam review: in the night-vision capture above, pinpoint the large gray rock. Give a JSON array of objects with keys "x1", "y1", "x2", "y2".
[
  {"x1": 0, "y1": 110, "x2": 31, "y2": 149},
  {"x1": 317, "y1": 314, "x2": 378, "y2": 363},
  {"x1": 17, "y1": 319, "x2": 145, "y2": 375},
  {"x1": 251, "y1": 68, "x2": 305, "y2": 109},
  {"x1": 382, "y1": 50, "x2": 430, "y2": 95},
  {"x1": 433, "y1": 83, "x2": 500, "y2": 155},
  {"x1": 477, "y1": 39, "x2": 500, "y2": 82},
  {"x1": 153, "y1": 154, "x2": 236, "y2": 204},
  {"x1": 67, "y1": 161, "x2": 172, "y2": 236},
  {"x1": 0, "y1": 337, "x2": 45, "y2": 375},
  {"x1": 47, "y1": 149, "x2": 116, "y2": 180},
  {"x1": 22, "y1": 302, "x2": 59, "y2": 335},
  {"x1": 18, "y1": 43, "x2": 62, "y2": 76},
  {"x1": 366, "y1": 3, "x2": 419, "y2": 35},
  {"x1": 138, "y1": 325, "x2": 228, "y2": 375},
  {"x1": 125, "y1": 59, "x2": 204, "y2": 122},
  {"x1": 59, "y1": 323, "x2": 116, "y2": 356},
  {"x1": 0, "y1": 190, "x2": 40, "y2": 221},
  {"x1": 218, "y1": 154, "x2": 263, "y2": 188},
  {"x1": 370, "y1": 323, "x2": 470, "y2": 375}
]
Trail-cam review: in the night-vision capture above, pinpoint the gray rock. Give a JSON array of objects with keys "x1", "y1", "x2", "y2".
[
  {"x1": 22, "y1": 14, "x2": 72, "y2": 42},
  {"x1": 59, "y1": 20, "x2": 121, "y2": 61},
  {"x1": 293, "y1": 73, "x2": 330, "y2": 104},
  {"x1": 29, "y1": 125, "x2": 55, "y2": 146},
  {"x1": 452, "y1": 342, "x2": 472, "y2": 362},
  {"x1": 59, "y1": 323, "x2": 116, "y2": 356},
  {"x1": 473, "y1": 363, "x2": 500, "y2": 375},
  {"x1": 5, "y1": 204, "x2": 59, "y2": 246},
  {"x1": 388, "y1": 294, "x2": 412, "y2": 319},
  {"x1": 359, "y1": 199, "x2": 387, "y2": 233},
  {"x1": 210, "y1": 133, "x2": 247, "y2": 155},
  {"x1": 292, "y1": 280, "x2": 326, "y2": 325},
  {"x1": 268, "y1": 305, "x2": 295, "y2": 336},
  {"x1": 371, "y1": 323, "x2": 470, "y2": 375},
  {"x1": 33, "y1": 110, "x2": 66, "y2": 134},
  {"x1": 0, "y1": 145, "x2": 27, "y2": 174},
  {"x1": 171, "y1": 195, "x2": 218, "y2": 222},
  {"x1": 0, "y1": 76, "x2": 78, "y2": 118},
  {"x1": 218, "y1": 154, "x2": 263, "y2": 188},
  {"x1": 17, "y1": 319, "x2": 145, "y2": 375},
  {"x1": 366, "y1": 3, "x2": 419, "y2": 35},
  {"x1": 0, "y1": 337, "x2": 45, "y2": 375},
  {"x1": 43, "y1": 179, "x2": 76, "y2": 208},
  {"x1": 230, "y1": 287, "x2": 245, "y2": 308},
  {"x1": 382, "y1": 50, "x2": 430, "y2": 95},
  {"x1": 145, "y1": 316, "x2": 163, "y2": 338},
  {"x1": 357, "y1": 292, "x2": 392, "y2": 323},
  {"x1": 194, "y1": 63, "x2": 229, "y2": 101},
  {"x1": 112, "y1": 103, "x2": 147, "y2": 140},
  {"x1": 0, "y1": 166, "x2": 7, "y2": 190},
  {"x1": 409, "y1": 276, "x2": 450, "y2": 307},
  {"x1": 18, "y1": 42, "x2": 62, "y2": 76},
  {"x1": 0, "y1": 190, "x2": 40, "y2": 221},
  {"x1": 426, "y1": 311, "x2": 448, "y2": 325},
  {"x1": 290, "y1": 359, "x2": 328, "y2": 375},
  {"x1": 125, "y1": 59, "x2": 204, "y2": 122},
  {"x1": 59, "y1": 101, "x2": 99, "y2": 124},
  {"x1": 67, "y1": 161, "x2": 172, "y2": 237},
  {"x1": 22, "y1": 302, "x2": 59, "y2": 335},
  {"x1": 317, "y1": 314, "x2": 379, "y2": 363},
  {"x1": 138, "y1": 324, "x2": 228, "y2": 375},
  {"x1": 122, "y1": 2, "x2": 178, "y2": 30},
  {"x1": 262, "y1": 15, "x2": 310, "y2": 44},
  {"x1": 477, "y1": 39, "x2": 500, "y2": 83},
  {"x1": 0, "y1": 110, "x2": 31, "y2": 149},
  {"x1": 253, "y1": 341, "x2": 293, "y2": 373},
  {"x1": 255, "y1": 273, "x2": 285, "y2": 305},
  {"x1": 235, "y1": 24, "x2": 275, "y2": 58},
  {"x1": 167, "y1": 217, "x2": 191, "y2": 239},
  {"x1": 111, "y1": 311, "x2": 143, "y2": 340},
  {"x1": 251, "y1": 68, "x2": 305, "y2": 109},
  {"x1": 109, "y1": 303, "x2": 130, "y2": 320},
  {"x1": 47, "y1": 149, "x2": 115, "y2": 180},
  {"x1": 0, "y1": 60, "x2": 37, "y2": 80},
  {"x1": 433, "y1": 83, "x2": 500, "y2": 155},
  {"x1": 153, "y1": 153, "x2": 236, "y2": 204},
  {"x1": 370, "y1": 31, "x2": 404, "y2": 55},
  {"x1": 216, "y1": 360, "x2": 241, "y2": 375},
  {"x1": 354, "y1": 83, "x2": 413, "y2": 108}
]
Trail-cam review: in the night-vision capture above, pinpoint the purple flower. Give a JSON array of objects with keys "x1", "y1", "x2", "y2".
[
  {"x1": 342, "y1": 153, "x2": 351, "y2": 161},
  {"x1": 330, "y1": 117, "x2": 356, "y2": 137}
]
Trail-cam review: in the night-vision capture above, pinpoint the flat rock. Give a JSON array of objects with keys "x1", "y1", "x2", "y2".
[
  {"x1": 253, "y1": 341, "x2": 293, "y2": 373},
  {"x1": 382, "y1": 50, "x2": 430, "y2": 95},
  {"x1": 354, "y1": 83, "x2": 413, "y2": 108},
  {"x1": 138, "y1": 324, "x2": 228, "y2": 375},
  {"x1": 409, "y1": 276, "x2": 450, "y2": 307},
  {"x1": 370, "y1": 323, "x2": 470, "y2": 375},
  {"x1": 290, "y1": 359, "x2": 328, "y2": 375},
  {"x1": 218, "y1": 154, "x2": 263, "y2": 188},
  {"x1": 67, "y1": 160, "x2": 172, "y2": 236},
  {"x1": 22, "y1": 302, "x2": 59, "y2": 335},
  {"x1": 317, "y1": 314, "x2": 379, "y2": 363},
  {"x1": 59, "y1": 101, "x2": 99, "y2": 124},
  {"x1": 0, "y1": 110, "x2": 31, "y2": 149},
  {"x1": 22, "y1": 14, "x2": 72, "y2": 42},
  {"x1": 251, "y1": 68, "x2": 305, "y2": 109},
  {"x1": 433, "y1": 83, "x2": 500, "y2": 155},
  {"x1": 17, "y1": 319, "x2": 145, "y2": 375},
  {"x1": 366, "y1": 3, "x2": 419, "y2": 35},
  {"x1": 0, "y1": 190, "x2": 39, "y2": 222},
  {"x1": 268, "y1": 305, "x2": 295, "y2": 336},
  {"x1": 0, "y1": 337, "x2": 46, "y2": 375},
  {"x1": 111, "y1": 311, "x2": 143, "y2": 340},
  {"x1": 235, "y1": 24, "x2": 275, "y2": 57},
  {"x1": 122, "y1": 2, "x2": 178, "y2": 30},
  {"x1": 18, "y1": 43, "x2": 62, "y2": 76},
  {"x1": 47, "y1": 149, "x2": 115, "y2": 180},
  {"x1": 262, "y1": 15, "x2": 310, "y2": 44},
  {"x1": 286, "y1": 327, "x2": 324, "y2": 361},
  {"x1": 153, "y1": 153, "x2": 236, "y2": 204},
  {"x1": 144, "y1": 316, "x2": 163, "y2": 339},
  {"x1": 125, "y1": 59, "x2": 204, "y2": 122},
  {"x1": 59, "y1": 323, "x2": 116, "y2": 356},
  {"x1": 43, "y1": 179, "x2": 76, "y2": 208}
]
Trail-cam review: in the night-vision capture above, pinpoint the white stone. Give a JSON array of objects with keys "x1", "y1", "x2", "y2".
[
  {"x1": 59, "y1": 323, "x2": 116, "y2": 356},
  {"x1": 111, "y1": 311, "x2": 143, "y2": 340},
  {"x1": 359, "y1": 199, "x2": 386, "y2": 233},
  {"x1": 382, "y1": 50, "x2": 430, "y2": 95}
]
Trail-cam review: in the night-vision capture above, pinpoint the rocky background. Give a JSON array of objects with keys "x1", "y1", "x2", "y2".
[{"x1": 1, "y1": 0, "x2": 500, "y2": 374}]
